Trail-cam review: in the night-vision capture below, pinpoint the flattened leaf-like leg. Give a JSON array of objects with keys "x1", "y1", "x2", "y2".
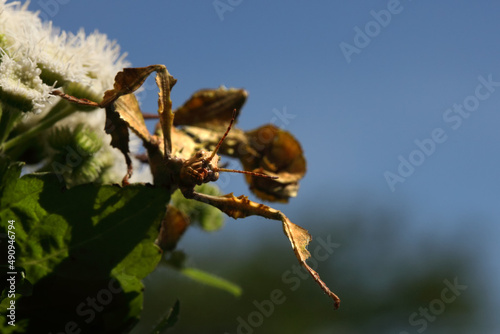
[
  {"x1": 105, "y1": 102, "x2": 133, "y2": 185},
  {"x1": 52, "y1": 65, "x2": 177, "y2": 184},
  {"x1": 281, "y1": 217, "x2": 340, "y2": 309},
  {"x1": 188, "y1": 191, "x2": 341, "y2": 309},
  {"x1": 154, "y1": 67, "x2": 176, "y2": 157},
  {"x1": 100, "y1": 65, "x2": 177, "y2": 159}
]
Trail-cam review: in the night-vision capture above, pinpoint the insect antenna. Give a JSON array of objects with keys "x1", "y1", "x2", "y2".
[
  {"x1": 207, "y1": 109, "x2": 278, "y2": 180},
  {"x1": 218, "y1": 167, "x2": 278, "y2": 179},
  {"x1": 207, "y1": 109, "x2": 237, "y2": 163}
]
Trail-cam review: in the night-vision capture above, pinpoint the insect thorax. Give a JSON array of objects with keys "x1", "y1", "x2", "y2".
[{"x1": 179, "y1": 150, "x2": 220, "y2": 196}]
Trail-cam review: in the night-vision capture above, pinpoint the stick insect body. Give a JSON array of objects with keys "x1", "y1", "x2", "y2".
[{"x1": 51, "y1": 65, "x2": 341, "y2": 309}]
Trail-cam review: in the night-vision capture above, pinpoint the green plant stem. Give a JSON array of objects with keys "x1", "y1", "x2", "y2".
[
  {"x1": 1, "y1": 103, "x2": 77, "y2": 153},
  {"x1": 0, "y1": 104, "x2": 24, "y2": 145}
]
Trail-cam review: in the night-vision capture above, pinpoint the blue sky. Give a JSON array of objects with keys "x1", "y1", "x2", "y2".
[
  {"x1": 30, "y1": 0, "x2": 500, "y2": 219},
  {"x1": 20, "y1": 0, "x2": 500, "y2": 330}
]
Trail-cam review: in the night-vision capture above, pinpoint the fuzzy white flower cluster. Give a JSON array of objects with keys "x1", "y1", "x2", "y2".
[
  {"x1": 0, "y1": 0, "x2": 129, "y2": 113},
  {"x1": 0, "y1": 1, "x2": 152, "y2": 184},
  {"x1": 0, "y1": 52, "x2": 50, "y2": 113}
]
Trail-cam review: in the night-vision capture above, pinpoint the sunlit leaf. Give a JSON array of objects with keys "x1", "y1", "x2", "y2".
[
  {"x1": 171, "y1": 184, "x2": 224, "y2": 232},
  {"x1": 0, "y1": 159, "x2": 170, "y2": 332}
]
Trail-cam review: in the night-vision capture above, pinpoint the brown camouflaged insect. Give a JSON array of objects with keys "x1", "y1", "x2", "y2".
[{"x1": 52, "y1": 65, "x2": 341, "y2": 309}]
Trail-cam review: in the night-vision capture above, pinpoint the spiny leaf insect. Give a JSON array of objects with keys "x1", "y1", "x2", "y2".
[{"x1": 51, "y1": 64, "x2": 341, "y2": 309}]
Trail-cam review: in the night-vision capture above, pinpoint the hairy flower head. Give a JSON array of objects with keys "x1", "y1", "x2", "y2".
[{"x1": 0, "y1": 1, "x2": 151, "y2": 184}]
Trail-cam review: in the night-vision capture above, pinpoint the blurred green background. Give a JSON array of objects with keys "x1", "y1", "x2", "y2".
[{"x1": 132, "y1": 198, "x2": 489, "y2": 333}]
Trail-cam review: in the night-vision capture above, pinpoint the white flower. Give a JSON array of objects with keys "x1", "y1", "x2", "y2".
[
  {"x1": 0, "y1": 0, "x2": 130, "y2": 107},
  {"x1": 0, "y1": 50, "x2": 52, "y2": 113},
  {"x1": 0, "y1": 0, "x2": 152, "y2": 185}
]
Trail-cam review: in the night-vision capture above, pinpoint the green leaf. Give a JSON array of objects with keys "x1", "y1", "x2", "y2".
[
  {"x1": 163, "y1": 251, "x2": 241, "y2": 297},
  {"x1": 171, "y1": 184, "x2": 224, "y2": 231},
  {"x1": 0, "y1": 158, "x2": 170, "y2": 333},
  {"x1": 151, "y1": 299, "x2": 180, "y2": 334},
  {"x1": 180, "y1": 267, "x2": 242, "y2": 297}
]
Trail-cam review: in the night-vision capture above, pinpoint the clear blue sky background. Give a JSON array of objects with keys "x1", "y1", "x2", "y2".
[{"x1": 20, "y1": 0, "x2": 500, "y2": 331}]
